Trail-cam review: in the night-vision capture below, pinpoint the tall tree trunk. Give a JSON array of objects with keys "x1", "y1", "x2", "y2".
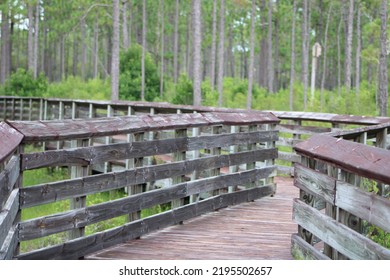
[
  {"x1": 186, "y1": 11, "x2": 192, "y2": 78},
  {"x1": 128, "y1": 0, "x2": 133, "y2": 47},
  {"x1": 1, "y1": 9, "x2": 10, "y2": 84},
  {"x1": 302, "y1": 0, "x2": 309, "y2": 109},
  {"x1": 217, "y1": 0, "x2": 225, "y2": 106},
  {"x1": 210, "y1": 0, "x2": 217, "y2": 90},
  {"x1": 28, "y1": 3, "x2": 34, "y2": 74},
  {"x1": 122, "y1": 0, "x2": 129, "y2": 49},
  {"x1": 141, "y1": 0, "x2": 146, "y2": 101},
  {"x1": 111, "y1": 0, "x2": 120, "y2": 101},
  {"x1": 173, "y1": 0, "x2": 179, "y2": 83},
  {"x1": 72, "y1": 34, "x2": 78, "y2": 76},
  {"x1": 93, "y1": 17, "x2": 99, "y2": 79},
  {"x1": 355, "y1": 1, "x2": 361, "y2": 95},
  {"x1": 192, "y1": 0, "x2": 202, "y2": 106},
  {"x1": 160, "y1": 0, "x2": 165, "y2": 97},
  {"x1": 274, "y1": 2, "x2": 280, "y2": 92},
  {"x1": 33, "y1": 2, "x2": 39, "y2": 78},
  {"x1": 344, "y1": 0, "x2": 354, "y2": 92},
  {"x1": 320, "y1": 4, "x2": 332, "y2": 107},
  {"x1": 379, "y1": 0, "x2": 388, "y2": 116},
  {"x1": 267, "y1": 0, "x2": 274, "y2": 93},
  {"x1": 258, "y1": 0, "x2": 267, "y2": 87},
  {"x1": 289, "y1": 0, "x2": 297, "y2": 111},
  {"x1": 81, "y1": 18, "x2": 87, "y2": 80},
  {"x1": 247, "y1": 0, "x2": 256, "y2": 110},
  {"x1": 337, "y1": 16, "x2": 342, "y2": 96},
  {"x1": 228, "y1": 23, "x2": 235, "y2": 78}
]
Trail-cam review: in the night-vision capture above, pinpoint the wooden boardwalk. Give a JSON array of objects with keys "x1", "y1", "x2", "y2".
[{"x1": 86, "y1": 177, "x2": 298, "y2": 260}]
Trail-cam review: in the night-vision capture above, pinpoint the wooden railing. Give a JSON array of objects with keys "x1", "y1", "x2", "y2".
[
  {"x1": 292, "y1": 123, "x2": 390, "y2": 259},
  {"x1": 3, "y1": 96, "x2": 390, "y2": 176},
  {"x1": 3, "y1": 95, "x2": 390, "y2": 260},
  {"x1": 0, "y1": 111, "x2": 279, "y2": 259}
]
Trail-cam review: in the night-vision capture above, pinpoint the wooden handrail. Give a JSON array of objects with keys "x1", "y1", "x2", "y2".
[{"x1": 1, "y1": 110, "x2": 279, "y2": 259}]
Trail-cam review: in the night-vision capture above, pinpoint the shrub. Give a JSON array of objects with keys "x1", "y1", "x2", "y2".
[
  {"x1": 3, "y1": 68, "x2": 48, "y2": 97},
  {"x1": 45, "y1": 76, "x2": 110, "y2": 100},
  {"x1": 119, "y1": 44, "x2": 160, "y2": 101}
]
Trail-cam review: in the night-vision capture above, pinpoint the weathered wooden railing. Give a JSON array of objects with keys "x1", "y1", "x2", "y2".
[
  {"x1": 292, "y1": 122, "x2": 390, "y2": 259},
  {"x1": 0, "y1": 111, "x2": 279, "y2": 259},
  {"x1": 3, "y1": 96, "x2": 390, "y2": 176}
]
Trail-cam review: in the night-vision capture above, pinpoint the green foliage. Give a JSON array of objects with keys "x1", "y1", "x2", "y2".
[
  {"x1": 2, "y1": 68, "x2": 48, "y2": 97},
  {"x1": 119, "y1": 44, "x2": 160, "y2": 101},
  {"x1": 171, "y1": 74, "x2": 193, "y2": 105},
  {"x1": 45, "y1": 76, "x2": 110, "y2": 100}
]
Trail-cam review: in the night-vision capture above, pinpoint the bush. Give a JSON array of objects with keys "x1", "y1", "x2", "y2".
[
  {"x1": 2, "y1": 68, "x2": 48, "y2": 97},
  {"x1": 119, "y1": 44, "x2": 160, "y2": 101},
  {"x1": 45, "y1": 76, "x2": 110, "y2": 100}
]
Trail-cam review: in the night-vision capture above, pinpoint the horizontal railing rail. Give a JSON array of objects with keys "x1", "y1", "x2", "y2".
[
  {"x1": 2, "y1": 96, "x2": 390, "y2": 176},
  {"x1": 292, "y1": 130, "x2": 390, "y2": 259},
  {"x1": 0, "y1": 111, "x2": 279, "y2": 259}
]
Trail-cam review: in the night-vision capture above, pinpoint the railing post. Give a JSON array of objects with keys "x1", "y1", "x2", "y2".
[
  {"x1": 128, "y1": 132, "x2": 145, "y2": 222},
  {"x1": 228, "y1": 125, "x2": 240, "y2": 193},
  {"x1": 19, "y1": 98, "x2": 23, "y2": 121},
  {"x1": 376, "y1": 128, "x2": 389, "y2": 197},
  {"x1": 172, "y1": 128, "x2": 187, "y2": 208},
  {"x1": 69, "y1": 139, "x2": 89, "y2": 240},
  {"x1": 105, "y1": 105, "x2": 113, "y2": 173},
  {"x1": 210, "y1": 125, "x2": 222, "y2": 195}
]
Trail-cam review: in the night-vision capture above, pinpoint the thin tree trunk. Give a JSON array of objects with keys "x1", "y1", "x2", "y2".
[
  {"x1": 128, "y1": 0, "x2": 133, "y2": 47},
  {"x1": 73, "y1": 34, "x2": 78, "y2": 76},
  {"x1": 173, "y1": 0, "x2": 179, "y2": 83},
  {"x1": 210, "y1": 0, "x2": 217, "y2": 90},
  {"x1": 28, "y1": 3, "x2": 34, "y2": 74},
  {"x1": 141, "y1": 0, "x2": 146, "y2": 101},
  {"x1": 1, "y1": 9, "x2": 10, "y2": 84},
  {"x1": 192, "y1": 0, "x2": 202, "y2": 106},
  {"x1": 302, "y1": 0, "x2": 309, "y2": 109},
  {"x1": 160, "y1": 0, "x2": 165, "y2": 97},
  {"x1": 267, "y1": 0, "x2": 274, "y2": 93},
  {"x1": 355, "y1": 1, "x2": 361, "y2": 95},
  {"x1": 122, "y1": 0, "x2": 129, "y2": 49},
  {"x1": 111, "y1": 0, "x2": 120, "y2": 101},
  {"x1": 33, "y1": 1, "x2": 39, "y2": 78},
  {"x1": 217, "y1": 0, "x2": 225, "y2": 106},
  {"x1": 247, "y1": 0, "x2": 256, "y2": 110},
  {"x1": 258, "y1": 0, "x2": 267, "y2": 87},
  {"x1": 345, "y1": 0, "x2": 354, "y2": 92},
  {"x1": 337, "y1": 16, "x2": 342, "y2": 96},
  {"x1": 320, "y1": 4, "x2": 332, "y2": 107},
  {"x1": 379, "y1": 0, "x2": 388, "y2": 116},
  {"x1": 93, "y1": 17, "x2": 99, "y2": 79},
  {"x1": 228, "y1": 23, "x2": 235, "y2": 78},
  {"x1": 289, "y1": 0, "x2": 297, "y2": 111},
  {"x1": 81, "y1": 18, "x2": 87, "y2": 80},
  {"x1": 274, "y1": 3, "x2": 280, "y2": 92}
]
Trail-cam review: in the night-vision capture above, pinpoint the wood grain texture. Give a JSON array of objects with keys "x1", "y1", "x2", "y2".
[
  {"x1": 294, "y1": 163, "x2": 336, "y2": 204},
  {"x1": 0, "y1": 156, "x2": 20, "y2": 207},
  {"x1": 276, "y1": 124, "x2": 331, "y2": 135},
  {"x1": 293, "y1": 198, "x2": 390, "y2": 259},
  {"x1": 0, "y1": 122, "x2": 24, "y2": 162},
  {"x1": 17, "y1": 183, "x2": 277, "y2": 259},
  {"x1": 0, "y1": 225, "x2": 18, "y2": 260},
  {"x1": 9, "y1": 112, "x2": 279, "y2": 143},
  {"x1": 291, "y1": 234, "x2": 330, "y2": 260},
  {"x1": 19, "y1": 167, "x2": 275, "y2": 241},
  {"x1": 3, "y1": 96, "x2": 390, "y2": 125},
  {"x1": 21, "y1": 130, "x2": 278, "y2": 170},
  {"x1": 294, "y1": 135, "x2": 390, "y2": 184},
  {"x1": 21, "y1": 149, "x2": 277, "y2": 208},
  {"x1": 0, "y1": 189, "x2": 19, "y2": 248},
  {"x1": 84, "y1": 177, "x2": 297, "y2": 260},
  {"x1": 336, "y1": 181, "x2": 390, "y2": 233}
]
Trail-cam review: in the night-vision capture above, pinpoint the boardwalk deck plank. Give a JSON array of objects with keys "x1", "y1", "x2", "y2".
[{"x1": 86, "y1": 177, "x2": 297, "y2": 260}]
